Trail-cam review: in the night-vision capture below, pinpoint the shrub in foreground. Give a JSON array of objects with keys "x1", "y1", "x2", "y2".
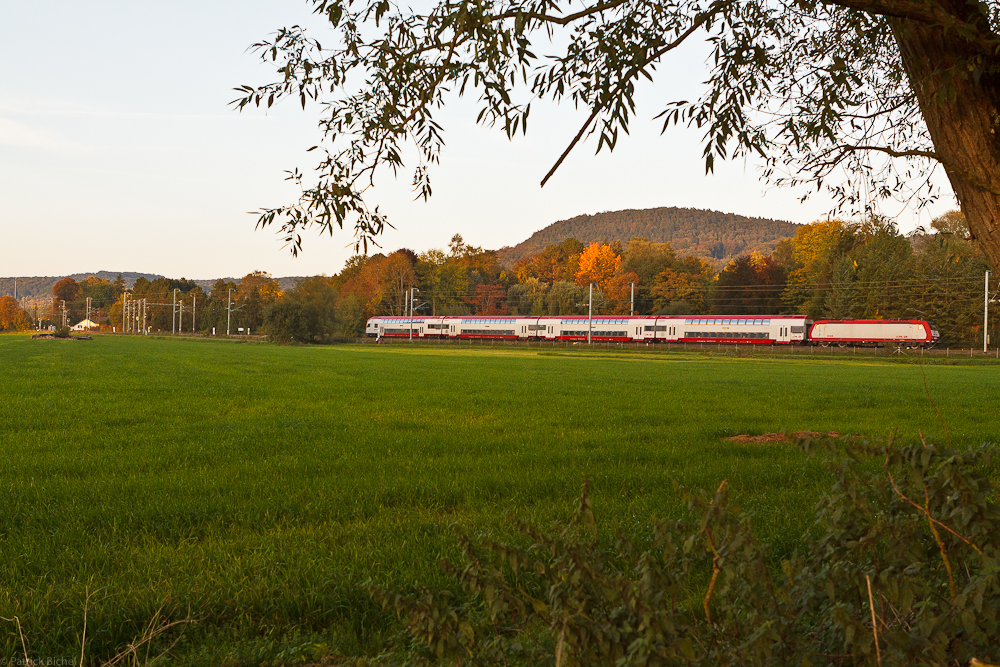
[{"x1": 366, "y1": 438, "x2": 1000, "y2": 666}]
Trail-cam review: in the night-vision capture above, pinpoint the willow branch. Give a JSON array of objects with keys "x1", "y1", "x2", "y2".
[{"x1": 540, "y1": 4, "x2": 724, "y2": 186}]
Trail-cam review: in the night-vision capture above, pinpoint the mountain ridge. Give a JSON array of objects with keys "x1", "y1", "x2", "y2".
[
  {"x1": 0, "y1": 273, "x2": 305, "y2": 302},
  {"x1": 496, "y1": 206, "x2": 800, "y2": 268},
  {"x1": 2, "y1": 207, "x2": 802, "y2": 300}
]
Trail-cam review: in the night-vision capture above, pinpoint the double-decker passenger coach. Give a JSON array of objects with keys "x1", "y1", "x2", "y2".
[{"x1": 675, "y1": 316, "x2": 809, "y2": 344}]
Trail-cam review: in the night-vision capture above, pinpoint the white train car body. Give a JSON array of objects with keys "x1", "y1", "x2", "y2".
[
  {"x1": 671, "y1": 316, "x2": 809, "y2": 344},
  {"x1": 365, "y1": 314, "x2": 824, "y2": 345},
  {"x1": 554, "y1": 316, "x2": 639, "y2": 342},
  {"x1": 809, "y1": 320, "x2": 938, "y2": 346},
  {"x1": 369, "y1": 316, "x2": 428, "y2": 338}
]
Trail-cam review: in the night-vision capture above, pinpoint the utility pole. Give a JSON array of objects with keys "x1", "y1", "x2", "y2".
[
  {"x1": 226, "y1": 288, "x2": 233, "y2": 336},
  {"x1": 409, "y1": 287, "x2": 419, "y2": 341},
  {"x1": 61, "y1": 300, "x2": 67, "y2": 328},
  {"x1": 172, "y1": 289, "x2": 178, "y2": 334},
  {"x1": 987, "y1": 270, "x2": 992, "y2": 353},
  {"x1": 192, "y1": 294, "x2": 196, "y2": 333},
  {"x1": 142, "y1": 298, "x2": 147, "y2": 334},
  {"x1": 178, "y1": 301, "x2": 184, "y2": 334},
  {"x1": 630, "y1": 282, "x2": 635, "y2": 316},
  {"x1": 85, "y1": 296, "x2": 91, "y2": 328},
  {"x1": 588, "y1": 283, "x2": 593, "y2": 345},
  {"x1": 122, "y1": 295, "x2": 127, "y2": 333}
]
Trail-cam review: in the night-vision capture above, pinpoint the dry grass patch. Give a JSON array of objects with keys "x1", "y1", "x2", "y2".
[{"x1": 724, "y1": 431, "x2": 855, "y2": 444}]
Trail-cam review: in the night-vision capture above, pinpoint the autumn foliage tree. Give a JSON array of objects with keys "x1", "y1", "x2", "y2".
[
  {"x1": 463, "y1": 283, "x2": 511, "y2": 315},
  {"x1": 0, "y1": 296, "x2": 32, "y2": 331},
  {"x1": 574, "y1": 243, "x2": 621, "y2": 292},
  {"x1": 714, "y1": 252, "x2": 788, "y2": 315}
]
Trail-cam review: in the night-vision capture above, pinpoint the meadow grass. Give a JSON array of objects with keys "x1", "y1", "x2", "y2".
[{"x1": 0, "y1": 334, "x2": 998, "y2": 664}]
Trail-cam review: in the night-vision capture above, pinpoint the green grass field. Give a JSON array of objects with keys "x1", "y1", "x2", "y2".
[{"x1": 1, "y1": 335, "x2": 998, "y2": 664}]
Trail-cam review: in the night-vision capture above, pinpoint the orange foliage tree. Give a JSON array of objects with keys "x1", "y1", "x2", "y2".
[
  {"x1": 464, "y1": 284, "x2": 510, "y2": 315},
  {"x1": 0, "y1": 296, "x2": 32, "y2": 331},
  {"x1": 602, "y1": 272, "x2": 640, "y2": 314},
  {"x1": 574, "y1": 243, "x2": 621, "y2": 293}
]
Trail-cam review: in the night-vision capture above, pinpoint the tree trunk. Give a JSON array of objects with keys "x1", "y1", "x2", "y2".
[{"x1": 891, "y1": 15, "x2": 1000, "y2": 267}]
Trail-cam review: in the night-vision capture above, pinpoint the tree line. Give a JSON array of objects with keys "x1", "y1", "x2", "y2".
[
  {"x1": 316, "y1": 212, "x2": 995, "y2": 348},
  {"x1": 3, "y1": 211, "x2": 994, "y2": 346}
]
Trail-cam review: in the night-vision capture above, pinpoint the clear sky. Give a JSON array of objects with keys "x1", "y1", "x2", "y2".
[{"x1": 0, "y1": 0, "x2": 956, "y2": 280}]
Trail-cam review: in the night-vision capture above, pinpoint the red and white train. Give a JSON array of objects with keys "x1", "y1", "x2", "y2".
[
  {"x1": 808, "y1": 320, "x2": 939, "y2": 347},
  {"x1": 366, "y1": 315, "x2": 940, "y2": 346}
]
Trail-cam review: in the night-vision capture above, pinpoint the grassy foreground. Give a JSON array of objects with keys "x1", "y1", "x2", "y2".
[{"x1": 0, "y1": 335, "x2": 997, "y2": 664}]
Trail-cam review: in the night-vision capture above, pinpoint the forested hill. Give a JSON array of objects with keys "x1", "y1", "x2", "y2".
[
  {"x1": 496, "y1": 207, "x2": 800, "y2": 267},
  {"x1": 0, "y1": 273, "x2": 303, "y2": 301},
  {"x1": 0, "y1": 272, "x2": 165, "y2": 301}
]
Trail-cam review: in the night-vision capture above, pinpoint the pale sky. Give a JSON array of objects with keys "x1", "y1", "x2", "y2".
[{"x1": 0, "y1": 0, "x2": 955, "y2": 280}]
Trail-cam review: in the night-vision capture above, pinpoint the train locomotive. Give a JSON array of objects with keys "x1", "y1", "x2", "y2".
[
  {"x1": 809, "y1": 320, "x2": 940, "y2": 347},
  {"x1": 366, "y1": 314, "x2": 939, "y2": 347}
]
